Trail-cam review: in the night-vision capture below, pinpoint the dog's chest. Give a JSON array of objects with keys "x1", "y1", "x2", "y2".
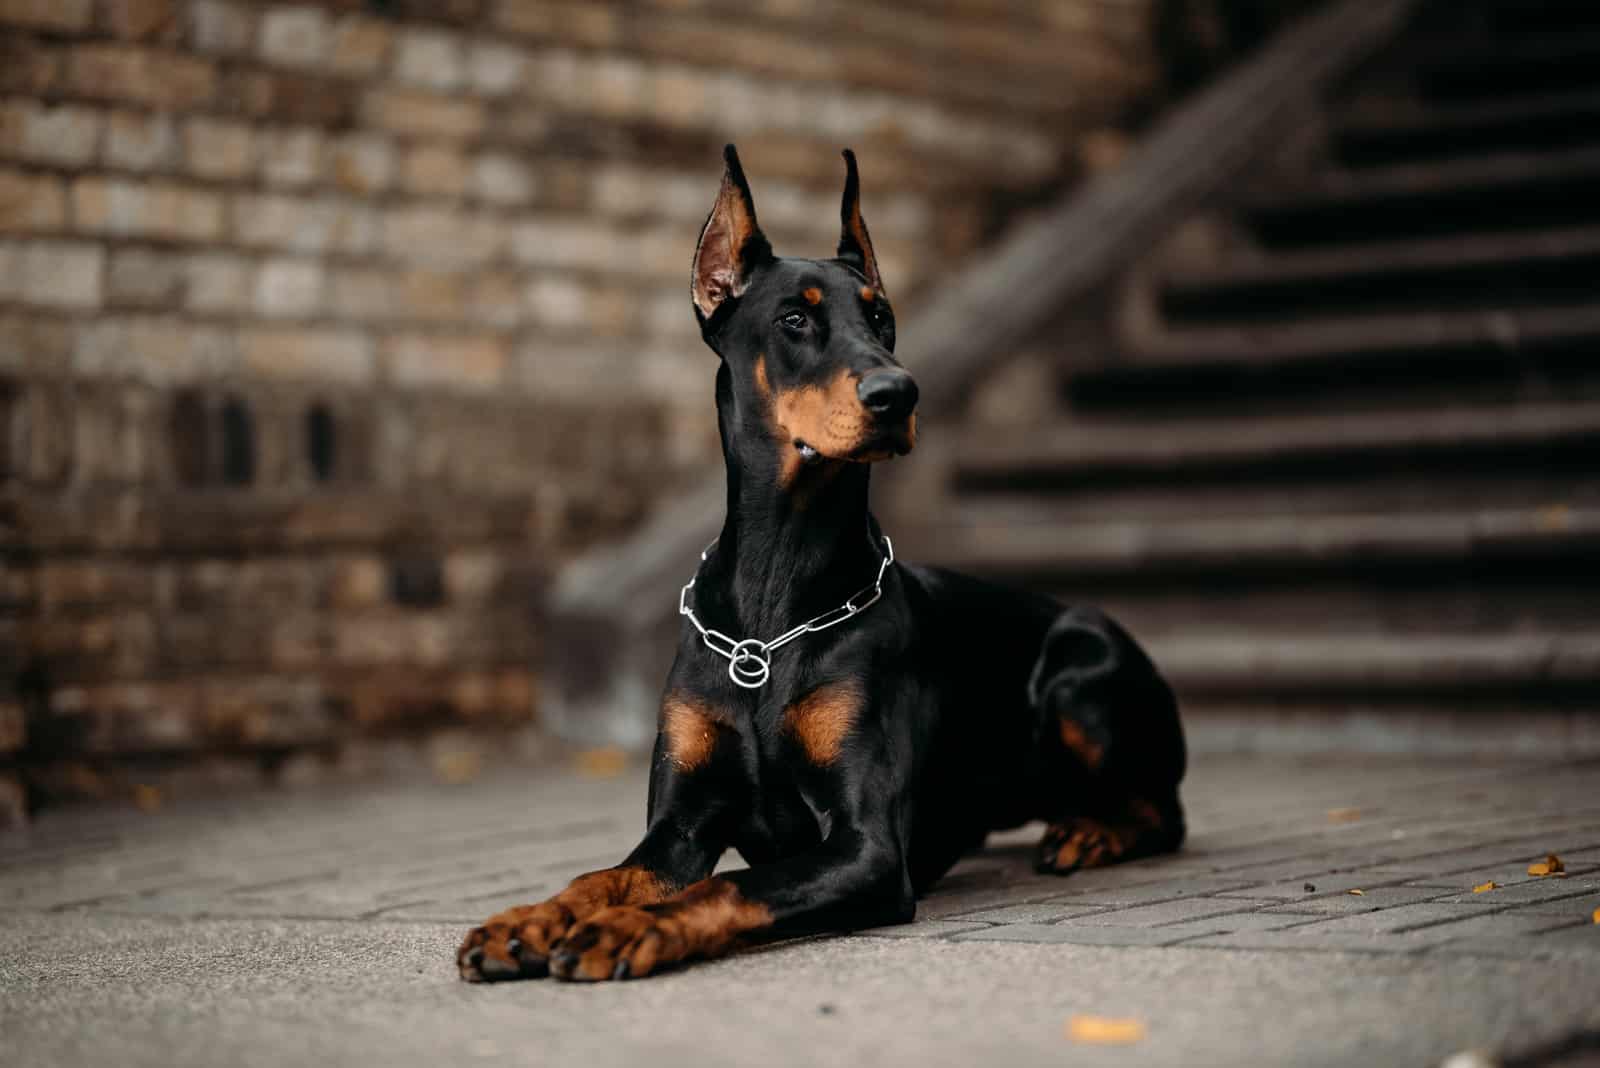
[{"x1": 727, "y1": 713, "x2": 833, "y2": 861}]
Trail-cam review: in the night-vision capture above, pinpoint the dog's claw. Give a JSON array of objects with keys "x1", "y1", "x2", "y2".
[{"x1": 613, "y1": 958, "x2": 632, "y2": 980}]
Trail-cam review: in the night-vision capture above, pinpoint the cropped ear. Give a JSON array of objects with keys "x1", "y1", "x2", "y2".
[
  {"x1": 691, "y1": 144, "x2": 772, "y2": 324},
  {"x1": 836, "y1": 148, "x2": 885, "y2": 297}
]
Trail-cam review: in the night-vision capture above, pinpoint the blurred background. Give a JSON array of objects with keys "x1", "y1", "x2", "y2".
[{"x1": 3, "y1": 0, "x2": 1596, "y2": 825}]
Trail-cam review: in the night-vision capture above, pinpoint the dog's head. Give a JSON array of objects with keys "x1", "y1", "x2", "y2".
[{"x1": 692, "y1": 145, "x2": 916, "y2": 487}]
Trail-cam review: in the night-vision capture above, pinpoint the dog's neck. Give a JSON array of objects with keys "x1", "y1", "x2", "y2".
[{"x1": 700, "y1": 363, "x2": 884, "y2": 639}]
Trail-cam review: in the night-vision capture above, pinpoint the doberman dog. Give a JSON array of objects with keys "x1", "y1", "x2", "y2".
[{"x1": 458, "y1": 145, "x2": 1186, "y2": 983}]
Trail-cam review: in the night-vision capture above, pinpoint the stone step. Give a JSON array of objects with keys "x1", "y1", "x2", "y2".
[
  {"x1": 1148, "y1": 630, "x2": 1600, "y2": 698},
  {"x1": 1069, "y1": 304, "x2": 1600, "y2": 411},
  {"x1": 1334, "y1": 90, "x2": 1600, "y2": 168},
  {"x1": 1409, "y1": 32, "x2": 1600, "y2": 103},
  {"x1": 950, "y1": 400, "x2": 1600, "y2": 493},
  {"x1": 1242, "y1": 146, "x2": 1600, "y2": 248},
  {"x1": 1156, "y1": 225, "x2": 1600, "y2": 324},
  {"x1": 1405, "y1": 0, "x2": 1600, "y2": 39},
  {"x1": 1077, "y1": 581, "x2": 1600, "y2": 639},
  {"x1": 900, "y1": 503, "x2": 1600, "y2": 583}
]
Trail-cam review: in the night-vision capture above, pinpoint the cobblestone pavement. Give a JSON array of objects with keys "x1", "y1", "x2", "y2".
[{"x1": 3, "y1": 754, "x2": 1599, "y2": 1068}]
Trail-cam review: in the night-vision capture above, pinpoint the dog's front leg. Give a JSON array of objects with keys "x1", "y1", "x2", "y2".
[
  {"x1": 550, "y1": 751, "x2": 913, "y2": 982},
  {"x1": 458, "y1": 707, "x2": 737, "y2": 983}
]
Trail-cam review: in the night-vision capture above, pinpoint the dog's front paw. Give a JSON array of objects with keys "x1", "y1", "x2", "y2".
[
  {"x1": 549, "y1": 905, "x2": 688, "y2": 982},
  {"x1": 457, "y1": 901, "x2": 576, "y2": 982}
]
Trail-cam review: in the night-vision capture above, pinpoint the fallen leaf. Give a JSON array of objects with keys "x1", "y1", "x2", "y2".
[
  {"x1": 434, "y1": 749, "x2": 482, "y2": 785},
  {"x1": 1326, "y1": 807, "x2": 1362, "y2": 824},
  {"x1": 1592, "y1": 907, "x2": 1599, "y2": 925},
  {"x1": 1347, "y1": 889, "x2": 1364, "y2": 896},
  {"x1": 575, "y1": 747, "x2": 628, "y2": 779},
  {"x1": 131, "y1": 784, "x2": 162, "y2": 813},
  {"x1": 1472, "y1": 881, "x2": 1497, "y2": 894},
  {"x1": 1066, "y1": 1016, "x2": 1145, "y2": 1045},
  {"x1": 1527, "y1": 854, "x2": 1565, "y2": 877}
]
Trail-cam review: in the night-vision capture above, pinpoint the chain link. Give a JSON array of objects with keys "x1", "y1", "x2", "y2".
[{"x1": 678, "y1": 532, "x2": 895, "y2": 689}]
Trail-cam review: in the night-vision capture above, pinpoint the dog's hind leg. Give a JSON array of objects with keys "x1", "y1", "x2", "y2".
[{"x1": 1025, "y1": 606, "x2": 1187, "y2": 875}]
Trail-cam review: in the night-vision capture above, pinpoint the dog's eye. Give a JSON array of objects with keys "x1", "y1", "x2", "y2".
[
  {"x1": 778, "y1": 311, "x2": 808, "y2": 332},
  {"x1": 871, "y1": 306, "x2": 893, "y2": 331}
]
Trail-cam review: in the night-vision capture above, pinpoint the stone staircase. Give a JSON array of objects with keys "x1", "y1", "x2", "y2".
[{"x1": 893, "y1": 0, "x2": 1600, "y2": 727}]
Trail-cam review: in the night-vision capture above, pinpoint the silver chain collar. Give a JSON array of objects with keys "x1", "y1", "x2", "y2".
[{"x1": 678, "y1": 533, "x2": 895, "y2": 690}]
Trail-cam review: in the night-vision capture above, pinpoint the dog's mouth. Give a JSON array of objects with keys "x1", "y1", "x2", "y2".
[{"x1": 793, "y1": 419, "x2": 915, "y2": 466}]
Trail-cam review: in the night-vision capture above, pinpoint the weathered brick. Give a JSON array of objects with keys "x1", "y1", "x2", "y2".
[
  {"x1": 260, "y1": 126, "x2": 323, "y2": 188},
  {"x1": 74, "y1": 316, "x2": 235, "y2": 382},
  {"x1": 106, "y1": 247, "x2": 184, "y2": 307},
  {"x1": 466, "y1": 40, "x2": 528, "y2": 95},
  {"x1": 400, "y1": 144, "x2": 468, "y2": 198},
  {"x1": 394, "y1": 28, "x2": 464, "y2": 90},
  {"x1": 398, "y1": 270, "x2": 468, "y2": 321},
  {"x1": 66, "y1": 44, "x2": 215, "y2": 109},
  {"x1": 0, "y1": 169, "x2": 67, "y2": 232},
  {"x1": 384, "y1": 333, "x2": 508, "y2": 391},
  {"x1": 72, "y1": 177, "x2": 224, "y2": 242},
  {"x1": 0, "y1": 0, "x2": 92, "y2": 31},
  {"x1": 381, "y1": 206, "x2": 502, "y2": 270},
  {"x1": 240, "y1": 326, "x2": 374, "y2": 384},
  {"x1": 0, "y1": 101, "x2": 102, "y2": 166},
  {"x1": 491, "y1": 0, "x2": 618, "y2": 46},
  {"x1": 0, "y1": 701, "x2": 23, "y2": 754},
  {"x1": 184, "y1": 251, "x2": 254, "y2": 312},
  {"x1": 233, "y1": 192, "x2": 377, "y2": 255},
  {"x1": 328, "y1": 266, "x2": 392, "y2": 320},
  {"x1": 0, "y1": 310, "x2": 74, "y2": 376},
  {"x1": 0, "y1": 37, "x2": 61, "y2": 94},
  {"x1": 103, "y1": 110, "x2": 179, "y2": 171},
  {"x1": 470, "y1": 153, "x2": 533, "y2": 205},
  {"x1": 0, "y1": 240, "x2": 18, "y2": 301},
  {"x1": 259, "y1": 5, "x2": 328, "y2": 69},
  {"x1": 327, "y1": 15, "x2": 391, "y2": 75},
  {"x1": 327, "y1": 134, "x2": 393, "y2": 194},
  {"x1": 101, "y1": 0, "x2": 177, "y2": 41},
  {"x1": 13, "y1": 241, "x2": 102, "y2": 308},
  {"x1": 188, "y1": 0, "x2": 254, "y2": 56},
  {"x1": 467, "y1": 271, "x2": 521, "y2": 329},
  {"x1": 183, "y1": 117, "x2": 255, "y2": 179},
  {"x1": 226, "y1": 70, "x2": 356, "y2": 126},
  {"x1": 361, "y1": 88, "x2": 484, "y2": 140},
  {"x1": 509, "y1": 218, "x2": 615, "y2": 271},
  {"x1": 524, "y1": 275, "x2": 587, "y2": 327},
  {"x1": 254, "y1": 257, "x2": 323, "y2": 318}
]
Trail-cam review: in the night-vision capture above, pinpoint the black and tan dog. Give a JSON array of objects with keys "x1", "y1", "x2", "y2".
[{"x1": 458, "y1": 146, "x2": 1186, "y2": 983}]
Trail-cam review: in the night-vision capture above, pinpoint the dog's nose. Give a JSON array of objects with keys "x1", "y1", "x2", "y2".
[{"x1": 857, "y1": 370, "x2": 919, "y2": 421}]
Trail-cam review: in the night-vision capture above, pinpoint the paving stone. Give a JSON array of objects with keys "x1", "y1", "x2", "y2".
[
  {"x1": 1273, "y1": 902, "x2": 1499, "y2": 936},
  {"x1": 950, "y1": 923, "x2": 1197, "y2": 947},
  {"x1": 857, "y1": 920, "x2": 993, "y2": 940},
  {"x1": 1434, "y1": 874, "x2": 1600, "y2": 906},
  {"x1": 1218, "y1": 871, "x2": 1391, "y2": 900},
  {"x1": 1063, "y1": 897, "x2": 1252, "y2": 928},
  {"x1": 947, "y1": 901, "x2": 1105, "y2": 924},
  {"x1": 1258, "y1": 885, "x2": 1453, "y2": 914},
  {"x1": 1186, "y1": 929, "x2": 1459, "y2": 955},
  {"x1": 1132, "y1": 910, "x2": 1324, "y2": 938},
  {"x1": 1510, "y1": 892, "x2": 1600, "y2": 918},
  {"x1": 1052, "y1": 875, "x2": 1259, "y2": 907}
]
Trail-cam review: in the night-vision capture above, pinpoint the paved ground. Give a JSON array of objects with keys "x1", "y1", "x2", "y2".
[{"x1": 3, "y1": 753, "x2": 1599, "y2": 1068}]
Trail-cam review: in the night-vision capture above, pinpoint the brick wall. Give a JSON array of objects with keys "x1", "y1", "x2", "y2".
[{"x1": 0, "y1": 0, "x2": 1284, "y2": 818}]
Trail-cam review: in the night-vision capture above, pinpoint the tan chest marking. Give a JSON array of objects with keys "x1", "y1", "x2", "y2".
[
  {"x1": 661, "y1": 695, "x2": 725, "y2": 771},
  {"x1": 783, "y1": 681, "x2": 864, "y2": 765}
]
